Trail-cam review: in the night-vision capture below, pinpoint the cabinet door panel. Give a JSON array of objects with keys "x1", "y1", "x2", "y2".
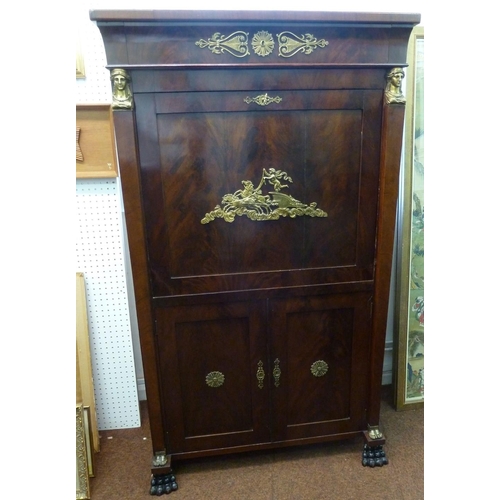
[
  {"x1": 270, "y1": 292, "x2": 371, "y2": 441},
  {"x1": 155, "y1": 300, "x2": 270, "y2": 454}
]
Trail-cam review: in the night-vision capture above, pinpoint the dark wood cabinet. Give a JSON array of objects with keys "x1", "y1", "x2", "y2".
[{"x1": 90, "y1": 8, "x2": 420, "y2": 494}]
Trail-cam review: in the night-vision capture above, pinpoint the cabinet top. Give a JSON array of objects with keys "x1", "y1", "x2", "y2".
[
  {"x1": 89, "y1": 9, "x2": 420, "y2": 26},
  {"x1": 91, "y1": 9, "x2": 420, "y2": 69}
]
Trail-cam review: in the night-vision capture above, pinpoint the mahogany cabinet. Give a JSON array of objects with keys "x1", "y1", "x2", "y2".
[{"x1": 90, "y1": 9, "x2": 420, "y2": 495}]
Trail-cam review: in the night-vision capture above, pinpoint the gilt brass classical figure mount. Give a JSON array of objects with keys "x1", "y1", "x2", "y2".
[
  {"x1": 201, "y1": 168, "x2": 327, "y2": 224},
  {"x1": 384, "y1": 67, "x2": 406, "y2": 104},
  {"x1": 110, "y1": 68, "x2": 134, "y2": 110}
]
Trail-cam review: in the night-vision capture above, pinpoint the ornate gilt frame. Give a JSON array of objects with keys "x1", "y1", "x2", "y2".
[
  {"x1": 76, "y1": 31, "x2": 85, "y2": 79},
  {"x1": 394, "y1": 26, "x2": 424, "y2": 411},
  {"x1": 76, "y1": 404, "x2": 90, "y2": 499}
]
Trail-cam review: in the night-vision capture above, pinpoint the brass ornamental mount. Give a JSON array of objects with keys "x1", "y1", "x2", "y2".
[
  {"x1": 195, "y1": 31, "x2": 250, "y2": 58},
  {"x1": 256, "y1": 361, "x2": 265, "y2": 389},
  {"x1": 196, "y1": 30, "x2": 328, "y2": 58},
  {"x1": 368, "y1": 425, "x2": 384, "y2": 440},
  {"x1": 310, "y1": 360, "x2": 329, "y2": 377},
  {"x1": 277, "y1": 32, "x2": 329, "y2": 57},
  {"x1": 244, "y1": 93, "x2": 282, "y2": 106},
  {"x1": 252, "y1": 31, "x2": 275, "y2": 57},
  {"x1": 152, "y1": 451, "x2": 168, "y2": 467},
  {"x1": 110, "y1": 68, "x2": 133, "y2": 110},
  {"x1": 384, "y1": 67, "x2": 406, "y2": 105},
  {"x1": 273, "y1": 359, "x2": 281, "y2": 387},
  {"x1": 201, "y1": 168, "x2": 327, "y2": 223},
  {"x1": 205, "y1": 371, "x2": 225, "y2": 388}
]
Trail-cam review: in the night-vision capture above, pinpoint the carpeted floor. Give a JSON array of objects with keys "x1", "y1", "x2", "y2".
[{"x1": 89, "y1": 385, "x2": 423, "y2": 499}]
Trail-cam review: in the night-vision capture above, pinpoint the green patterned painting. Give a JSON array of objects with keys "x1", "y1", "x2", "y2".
[
  {"x1": 405, "y1": 35, "x2": 424, "y2": 402},
  {"x1": 395, "y1": 27, "x2": 424, "y2": 410}
]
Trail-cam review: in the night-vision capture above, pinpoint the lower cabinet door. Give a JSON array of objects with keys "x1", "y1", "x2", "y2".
[
  {"x1": 269, "y1": 292, "x2": 372, "y2": 442},
  {"x1": 155, "y1": 299, "x2": 271, "y2": 456}
]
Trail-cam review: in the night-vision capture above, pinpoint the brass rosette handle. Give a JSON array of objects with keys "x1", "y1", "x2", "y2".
[
  {"x1": 205, "y1": 371, "x2": 225, "y2": 388},
  {"x1": 310, "y1": 360, "x2": 329, "y2": 377}
]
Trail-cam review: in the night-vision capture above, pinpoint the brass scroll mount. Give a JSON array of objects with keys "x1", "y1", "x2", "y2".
[
  {"x1": 277, "y1": 32, "x2": 329, "y2": 58},
  {"x1": 195, "y1": 31, "x2": 250, "y2": 58},
  {"x1": 201, "y1": 168, "x2": 327, "y2": 224}
]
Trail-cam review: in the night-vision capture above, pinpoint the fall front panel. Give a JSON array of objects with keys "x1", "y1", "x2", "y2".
[{"x1": 135, "y1": 90, "x2": 381, "y2": 296}]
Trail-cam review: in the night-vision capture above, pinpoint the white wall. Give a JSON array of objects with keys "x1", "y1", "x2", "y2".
[{"x1": 76, "y1": 4, "x2": 143, "y2": 430}]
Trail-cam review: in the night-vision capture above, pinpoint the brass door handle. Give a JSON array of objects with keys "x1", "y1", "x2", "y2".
[
  {"x1": 311, "y1": 360, "x2": 329, "y2": 377},
  {"x1": 256, "y1": 360, "x2": 265, "y2": 389}
]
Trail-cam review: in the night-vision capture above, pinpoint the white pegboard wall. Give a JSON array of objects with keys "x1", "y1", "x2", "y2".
[
  {"x1": 76, "y1": 179, "x2": 141, "y2": 430},
  {"x1": 76, "y1": 4, "x2": 112, "y2": 104},
  {"x1": 76, "y1": 2, "x2": 141, "y2": 430}
]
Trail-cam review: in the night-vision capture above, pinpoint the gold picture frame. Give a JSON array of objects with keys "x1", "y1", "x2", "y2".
[
  {"x1": 76, "y1": 105, "x2": 118, "y2": 179},
  {"x1": 83, "y1": 406, "x2": 95, "y2": 477},
  {"x1": 394, "y1": 26, "x2": 424, "y2": 411},
  {"x1": 76, "y1": 404, "x2": 90, "y2": 499},
  {"x1": 76, "y1": 30, "x2": 85, "y2": 79}
]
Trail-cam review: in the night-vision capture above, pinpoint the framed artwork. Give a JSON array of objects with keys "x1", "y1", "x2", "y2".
[
  {"x1": 83, "y1": 406, "x2": 95, "y2": 477},
  {"x1": 76, "y1": 104, "x2": 118, "y2": 178},
  {"x1": 76, "y1": 404, "x2": 90, "y2": 500},
  {"x1": 76, "y1": 31, "x2": 85, "y2": 79},
  {"x1": 394, "y1": 26, "x2": 424, "y2": 411},
  {"x1": 76, "y1": 272, "x2": 100, "y2": 452}
]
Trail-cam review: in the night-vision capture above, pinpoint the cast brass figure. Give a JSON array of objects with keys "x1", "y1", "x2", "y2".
[
  {"x1": 201, "y1": 168, "x2": 327, "y2": 224},
  {"x1": 384, "y1": 67, "x2": 406, "y2": 104},
  {"x1": 110, "y1": 68, "x2": 133, "y2": 110}
]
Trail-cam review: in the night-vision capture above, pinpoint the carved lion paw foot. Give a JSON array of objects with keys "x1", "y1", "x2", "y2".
[
  {"x1": 362, "y1": 444, "x2": 389, "y2": 467},
  {"x1": 150, "y1": 473, "x2": 178, "y2": 495}
]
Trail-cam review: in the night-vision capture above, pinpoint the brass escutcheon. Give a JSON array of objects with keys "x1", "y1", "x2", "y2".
[
  {"x1": 256, "y1": 360, "x2": 265, "y2": 389},
  {"x1": 273, "y1": 358, "x2": 281, "y2": 387}
]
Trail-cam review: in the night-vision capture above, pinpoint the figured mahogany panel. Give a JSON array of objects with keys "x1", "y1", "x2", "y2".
[
  {"x1": 270, "y1": 292, "x2": 372, "y2": 441},
  {"x1": 92, "y1": 13, "x2": 416, "y2": 68},
  {"x1": 135, "y1": 88, "x2": 382, "y2": 297},
  {"x1": 155, "y1": 300, "x2": 270, "y2": 454}
]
